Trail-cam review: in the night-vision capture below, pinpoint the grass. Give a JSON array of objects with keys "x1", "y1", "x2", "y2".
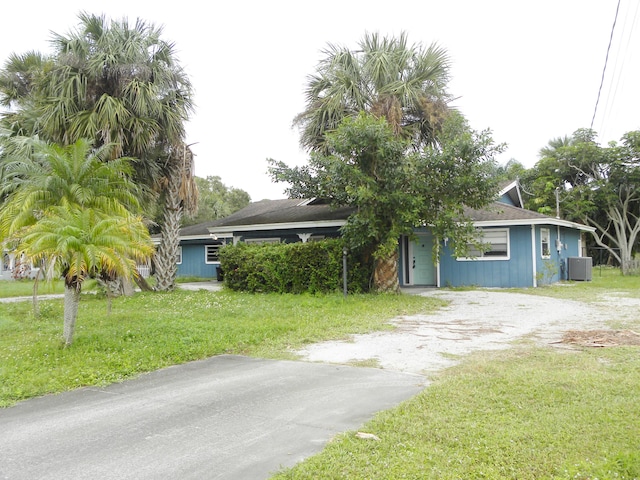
[
  {"x1": 0, "y1": 289, "x2": 444, "y2": 407},
  {"x1": 270, "y1": 268, "x2": 640, "y2": 479},
  {"x1": 0, "y1": 278, "x2": 66, "y2": 297},
  {"x1": 273, "y1": 346, "x2": 640, "y2": 479},
  {"x1": 509, "y1": 266, "x2": 640, "y2": 303},
  {"x1": 2, "y1": 271, "x2": 640, "y2": 478}
]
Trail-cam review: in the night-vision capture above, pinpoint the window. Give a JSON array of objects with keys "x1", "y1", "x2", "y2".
[
  {"x1": 540, "y1": 228, "x2": 551, "y2": 258},
  {"x1": 459, "y1": 229, "x2": 509, "y2": 260},
  {"x1": 176, "y1": 246, "x2": 182, "y2": 265},
  {"x1": 244, "y1": 238, "x2": 280, "y2": 245},
  {"x1": 205, "y1": 244, "x2": 221, "y2": 263}
]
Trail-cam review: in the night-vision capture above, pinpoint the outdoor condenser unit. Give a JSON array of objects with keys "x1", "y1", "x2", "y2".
[{"x1": 567, "y1": 257, "x2": 592, "y2": 281}]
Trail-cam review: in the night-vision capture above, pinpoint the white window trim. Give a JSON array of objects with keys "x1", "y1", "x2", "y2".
[
  {"x1": 540, "y1": 228, "x2": 551, "y2": 259},
  {"x1": 457, "y1": 228, "x2": 510, "y2": 261},
  {"x1": 205, "y1": 244, "x2": 221, "y2": 264},
  {"x1": 176, "y1": 246, "x2": 183, "y2": 265}
]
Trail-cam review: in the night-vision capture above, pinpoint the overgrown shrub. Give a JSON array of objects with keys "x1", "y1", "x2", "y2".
[{"x1": 219, "y1": 239, "x2": 370, "y2": 293}]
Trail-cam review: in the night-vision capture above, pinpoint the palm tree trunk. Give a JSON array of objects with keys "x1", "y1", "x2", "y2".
[
  {"x1": 373, "y1": 250, "x2": 400, "y2": 293},
  {"x1": 154, "y1": 167, "x2": 182, "y2": 292},
  {"x1": 63, "y1": 284, "x2": 81, "y2": 346}
]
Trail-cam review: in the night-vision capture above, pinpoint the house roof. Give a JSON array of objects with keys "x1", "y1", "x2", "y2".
[
  {"x1": 498, "y1": 180, "x2": 524, "y2": 208},
  {"x1": 181, "y1": 199, "x2": 355, "y2": 238},
  {"x1": 178, "y1": 191, "x2": 594, "y2": 240},
  {"x1": 465, "y1": 202, "x2": 595, "y2": 231}
]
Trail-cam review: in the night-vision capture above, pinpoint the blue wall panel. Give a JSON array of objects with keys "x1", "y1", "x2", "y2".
[
  {"x1": 439, "y1": 226, "x2": 534, "y2": 288},
  {"x1": 177, "y1": 243, "x2": 218, "y2": 278}
]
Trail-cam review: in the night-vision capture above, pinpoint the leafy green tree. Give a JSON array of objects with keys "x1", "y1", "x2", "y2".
[
  {"x1": 493, "y1": 158, "x2": 527, "y2": 184},
  {"x1": 269, "y1": 112, "x2": 502, "y2": 291},
  {"x1": 527, "y1": 129, "x2": 640, "y2": 274},
  {"x1": 280, "y1": 32, "x2": 468, "y2": 291},
  {"x1": 183, "y1": 176, "x2": 251, "y2": 226},
  {"x1": 0, "y1": 12, "x2": 196, "y2": 291},
  {"x1": 16, "y1": 206, "x2": 153, "y2": 345},
  {"x1": 293, "y1": 31, "x2": 452, "y2": 153}
]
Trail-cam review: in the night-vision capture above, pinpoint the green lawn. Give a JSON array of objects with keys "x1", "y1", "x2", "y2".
[
  {"x1": 273, "y1": 346, "x2": 640, "y2": 479},
  {"x1": 0, "y1": 278, "x2": 66, "y2": 297},
  {"x1": 0, "y1": 288, "x2": 444, "y2": 407},
  {"x1": 2, "y1": 271, "x2": 639, "y2": 479},
  {"x1": 272, "y1": 268, "x2": 640, "y2": 479}
]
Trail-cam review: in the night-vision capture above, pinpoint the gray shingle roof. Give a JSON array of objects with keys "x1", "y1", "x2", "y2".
[
  {"x1": 178, "y1": 197, "x2": 592, "y2": 238},
  {"x1": 465, "y1": 202, "x2": 552, "y2": 222}
]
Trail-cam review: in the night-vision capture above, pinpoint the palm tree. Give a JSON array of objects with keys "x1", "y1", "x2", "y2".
[
  {"x1": 293, "y1": 32, "x2": 453, "y2": 290},
  {"x1": 0, "y1": 12, "x2": 197, "y2": 290},
  {"x1": 0, "y1": 138, "x2": 141, "y2": 240},
  {"x1": 15, "y1": 206, "x2": 153, "y2": 345},
  {"x1": 294, "y1": 31, "x2": 452, "y2": 153}
]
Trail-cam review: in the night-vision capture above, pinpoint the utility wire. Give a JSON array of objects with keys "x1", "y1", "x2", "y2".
[{"x1": 591, "y1": 0, "x2": 622, "y2": 130}]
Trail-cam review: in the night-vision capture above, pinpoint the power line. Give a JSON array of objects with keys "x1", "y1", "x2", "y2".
[{"x1": 591, "y1": 0, "x2": 622, "y2": 130}]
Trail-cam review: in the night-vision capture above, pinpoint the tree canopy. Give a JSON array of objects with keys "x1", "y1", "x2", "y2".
[
  {"x1": 523, "y1": 128, "x2": 640, "y2": 274},
  {"x1": 0, "y1": 12, "x2": 196, "y2": 291},
  {"x1": 183, "y1": 176, "x2": 251, "y2": 227},
  {"x1": 294, "y1": 31, "x2": 452, "y2": 154},
  {"x1": 270, "y1": 112, "x2": 503, "y2": 291}
]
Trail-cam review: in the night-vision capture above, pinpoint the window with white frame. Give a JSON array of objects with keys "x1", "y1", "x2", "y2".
[
  {"x1": 459, "y1": 228, "x2": 509, "y2": 260},
  {"x1": 176, "y1": 246, "x2": 183, "y2": 265},
  {"x1": 540, "y1": 228, "x2": 551, "y2": 258},
  {"x1": 205, "y1": 244, "x2": 221, "y2": 263}
]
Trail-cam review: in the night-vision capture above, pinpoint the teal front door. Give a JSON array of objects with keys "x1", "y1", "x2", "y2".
[{"x1": 410, "y1": 235, "x2": 436, "y2": 285}]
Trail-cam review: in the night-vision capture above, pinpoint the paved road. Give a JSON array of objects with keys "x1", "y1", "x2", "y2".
[{"x1": 0, "y1": 355, "x2": 425, "y2": 480}]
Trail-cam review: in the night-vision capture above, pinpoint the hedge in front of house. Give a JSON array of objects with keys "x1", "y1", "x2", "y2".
[{"x1": 219, "y1": 239, "x2": 370, "y2": 293}]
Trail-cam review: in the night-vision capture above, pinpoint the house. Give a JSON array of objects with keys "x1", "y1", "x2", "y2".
[
  {"x1": 172, "y1": 199, "x2": 353, "y2": 279},
  {"x1": 175, "y1": 181, "x2": 595, "y2": 288}
]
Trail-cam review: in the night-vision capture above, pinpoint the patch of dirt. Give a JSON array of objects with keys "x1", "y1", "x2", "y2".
[
  {"x1": 561, "y1": 329, "x2": 640, "y2": 347},
  {"x1": 297, "y1": 289, "x2": 640, "y2": 376}
]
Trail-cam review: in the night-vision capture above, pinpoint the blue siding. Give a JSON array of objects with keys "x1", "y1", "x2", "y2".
[
  {"x1": 498, "y1": 193, "x2": 516, "y2": 206},
  {"x1": 439, "y1": 226, "x2": 534, "y2": 288},
  {"x1": 177, "y1": 243, "x2": 218, "y2": 278},
  {"x1": 535, "y1": 227, "x2": 581, "y2": 282}
]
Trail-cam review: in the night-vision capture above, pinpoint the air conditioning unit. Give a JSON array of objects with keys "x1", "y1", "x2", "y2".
[{"x1": 567, "y1": 257, "x2": 592, "y2": 281}]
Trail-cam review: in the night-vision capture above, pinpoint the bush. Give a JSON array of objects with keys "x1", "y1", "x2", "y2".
[{"x1": 219, "y1": 239, "x2": 370, "y2": 293}]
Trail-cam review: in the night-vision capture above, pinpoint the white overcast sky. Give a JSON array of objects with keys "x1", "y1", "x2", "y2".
[{"x1": 1, "y1": 1, "x2": 638, "y2": 200}]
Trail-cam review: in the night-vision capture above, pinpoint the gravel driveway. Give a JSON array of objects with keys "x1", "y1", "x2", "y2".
[{"x1": 298, "y1": 289, "x2": 639, "y2": 375}]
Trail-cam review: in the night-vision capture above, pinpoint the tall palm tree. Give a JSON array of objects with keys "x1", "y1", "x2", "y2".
[
  {"x1": 0, "y1": 12, "x2": 197, "y2": 290},
  {"x1": 294, "y1": 31, "x2": 452, "y2": 153},
  {"x1": 16, "y1": 206, "x2": 153, "y2": 346},
  {"x1": 293, "y1": 32, "x2": 453, "y2": 290}
]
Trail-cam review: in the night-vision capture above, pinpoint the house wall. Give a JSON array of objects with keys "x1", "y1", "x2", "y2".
[
  {"x1": 439, "y1": 226, "x2": 534, "y2": 288},
  {"x1": 535, "y1": 226, "x2": 581, "y2": 283},
  {"x1": 176, "y1": 227, "x2": 342, "y2": 279},
  {"x1": 498, "y1": 192, "x2": 516, "y2": 206},
  {"x1": 177, "y1": 241, "x2": 219, "y2": 278}
]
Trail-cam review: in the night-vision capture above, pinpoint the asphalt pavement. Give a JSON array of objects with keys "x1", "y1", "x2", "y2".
[{"x1": 0, "y1": 355, "x2": 426, "y2": 480}]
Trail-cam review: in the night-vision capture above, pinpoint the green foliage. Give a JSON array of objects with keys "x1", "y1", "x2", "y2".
[
  {"x1": 219, "y1": 239, "x2": 370, "y2": 293},
  {"x1": 183, "y1": 176, "x2": 251, "y2": 226},
  {"x1": 0, "y1": 138, "x2": 142, "y2": 242},
  {"x1": 270, "y1": 112, "x2": 503, "y2": 263},
  {"x1": 293, "y1": 31, "x2": 452, "y2": 153},
  {"x1": 536, "y1": 259, "x2": 559, "y2": 286},
  {"x1": 524, "y1": 128, "x2": 640, "y2": 274},
  {"x1": 0, "y1": 289, "x2": 441, "y2": 406}
]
